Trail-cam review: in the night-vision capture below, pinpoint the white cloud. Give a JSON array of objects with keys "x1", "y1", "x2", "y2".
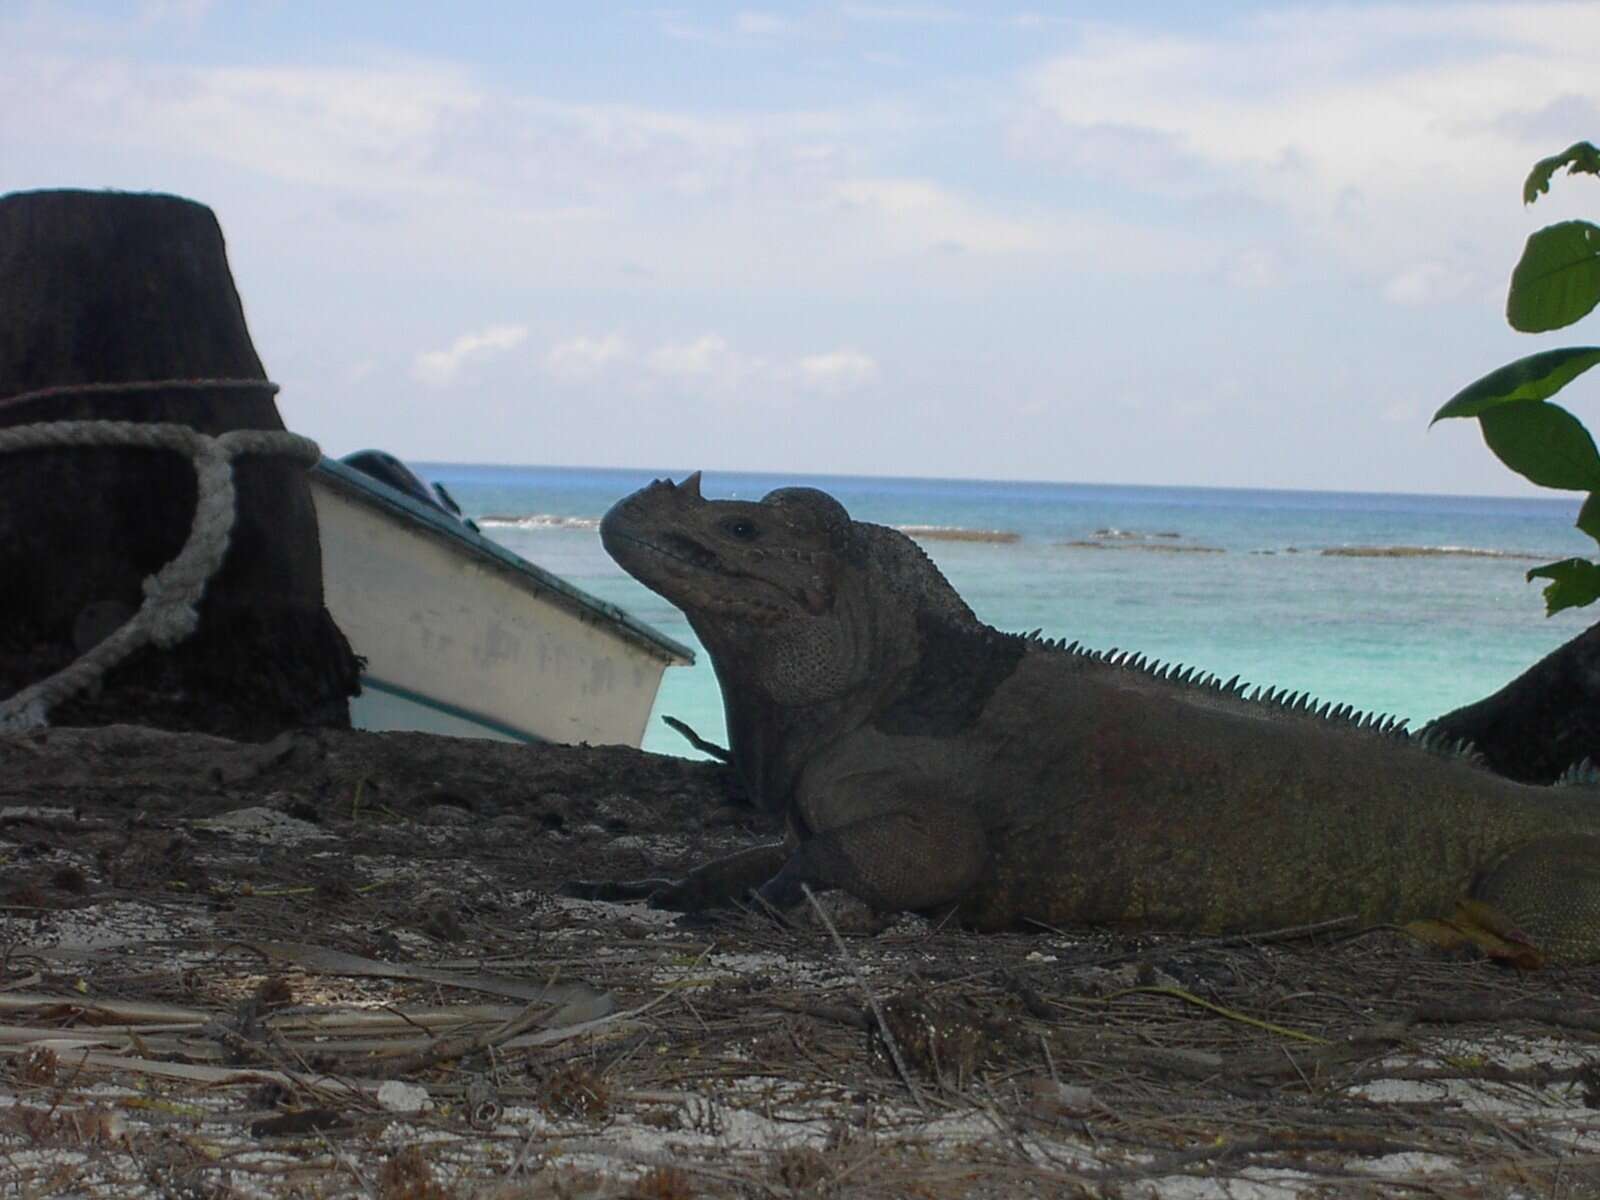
[
  {"x1": 543, "y1": 333, "x2": 630, "y2": 381},
  {"x1": 735, "y1": 11, "x2": 804, "y2": 37},
  {"x1": 841, "y1": 5, "x2": 969, "y2": 24},
  {"x1": 9, "y1": 2, "x2": 1596, "y2": 303},
  {"x1": 660, "y1": 9, "x2": 825, "y2": 47},
  {"x1": 646, "y1": 335, "x2": 758, "y2": 392},
  {"x1": 139, "y1": 0, "x2": 212, "y2": 24},
  {"x1": 631, "y1": 336, "x2": 881, "y2": 399},
  {"x1": 1221, "y1": 247, "x2": 1283, "y2": 291},
  {"x1": 1009, "y1": 12, "x2": 1075, "y2": 30},
  {"x1": 831, "y1": 178, "x2": 1050, "y2": 255},
  {"x1": 15, "y1": 1, "x2": 1597, "y2": 494},
  {"x1": 412, "y1": 324, "x2": 528, "y2": 386},
  {"x1": 0, "y1": 33, "x2": 1143, "y2": 292},
  {"x1": 796, "y1": 349, "x2": 880, "y2": 392},
  {"x1": 2, "y1": 57, "x2": 488, "y2": 201},
  {"x1": 1018, "y1": 4, "x2": 1600, "y2": 276},
  {"x1": 1383, "y1": 262, "x2": 1476, "y2": 306}
]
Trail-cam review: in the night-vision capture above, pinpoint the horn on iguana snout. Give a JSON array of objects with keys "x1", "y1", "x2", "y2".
[{"x1": 680, "y1": 471, "x2": 704, "y2": 500}]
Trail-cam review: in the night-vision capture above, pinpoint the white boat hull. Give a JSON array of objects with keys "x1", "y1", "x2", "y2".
[{"x1": 309, "y1": 460, "x2": 692, "y2": 747}]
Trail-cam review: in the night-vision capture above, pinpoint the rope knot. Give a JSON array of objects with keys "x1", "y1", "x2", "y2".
[{"x1": 139, "y1": 573, "x2": 204, "y2": 646}]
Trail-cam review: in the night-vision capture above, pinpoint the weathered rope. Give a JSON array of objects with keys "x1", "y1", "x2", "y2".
[{"x1": 0, "y1": 380, "x2": 318, "y2": 732}]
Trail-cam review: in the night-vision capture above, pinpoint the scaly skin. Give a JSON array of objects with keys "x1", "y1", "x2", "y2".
[{"x1": 583, "y1": 474, "x2": 1600, "y2": 963}]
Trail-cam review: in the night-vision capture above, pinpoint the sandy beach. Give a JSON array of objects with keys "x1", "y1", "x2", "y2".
[{"x1": 3, "y1": 723, "x2": 1598, "y2": 1197}]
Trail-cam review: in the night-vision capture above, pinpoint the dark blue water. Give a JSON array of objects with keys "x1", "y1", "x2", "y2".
[{"x1": 422, "y1": 463, "x2": 1595, "y2": 758}]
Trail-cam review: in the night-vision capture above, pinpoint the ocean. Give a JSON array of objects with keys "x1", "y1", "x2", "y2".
[{"x1": 419, "y1": 463, "x2": 1598, "y2": 759}]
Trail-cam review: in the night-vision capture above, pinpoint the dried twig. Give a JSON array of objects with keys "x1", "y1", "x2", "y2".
[
  {"x1": 1099, "y1": 984, "x2": 1331, "y2": 1045},
  {"x1": 801, "y1": 883, "x2": 927, "y2": 1115},
  {"x1": 382, "y1": 992, "x2": 569, "y2": 1076},
  {"x1": 1414, "y1": 998, "x2": 1600, "y2": 1033},
  {"x1": 1059, "y1": 914, "x2": 1361, "y2": 966}
]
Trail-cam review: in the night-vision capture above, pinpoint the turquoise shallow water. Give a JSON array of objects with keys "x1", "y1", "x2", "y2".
[{"x1": 419, "y1": 463, "x2": 1597, "y2": 759}]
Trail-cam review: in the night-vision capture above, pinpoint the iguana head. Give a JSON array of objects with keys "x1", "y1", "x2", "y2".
[
  {"x1": 601, "y1": 472, "x2": 850, "y2": 626},
  {"x1": 602, "y1": 473, "x2": 973, "y2": 711}
]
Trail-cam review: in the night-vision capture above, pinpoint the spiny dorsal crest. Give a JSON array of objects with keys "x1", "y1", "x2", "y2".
[
  {"x1": 1014, "y1": 629, "x2": 1493, "y2": 754},
  {"x1": 1557, "y1": 757, "x2": 1600, "y2": 787}
]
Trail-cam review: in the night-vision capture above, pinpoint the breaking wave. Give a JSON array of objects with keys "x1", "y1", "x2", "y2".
[
  {"x1": 1058, "y1": 540, "x2": 1225, "y2": 554},
  {"x1": 1318, "y1": 545, "x2": 1543, "y2": 560},
  {"x1": 1058, "y1": 527, "x2": 1220, "y2": 553},
  {"x1": 476, "y1": 513, "x2": 601, "y2": 531},
  {"x1": 1093, "y1": 527, "x2": 1182, "y2": 540},
  {"x1": 897, "y1": 525, "x2": 1021, "y2": 544}
]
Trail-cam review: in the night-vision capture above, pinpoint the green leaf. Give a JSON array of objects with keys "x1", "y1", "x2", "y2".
[
  {"x1": 1507, "y1": 221, "x2": 1600, "y2": 332},
  {"x1": 1527, "y1": 557, "x2": 1600, "y2": 615},
  {"x1": 1578, "y1": 493, "x2": 1600, "y2": 546},
  {"x1": 1433, "y1": 347, "x2": 1600, "y2": 422},
  {"x1": 1524, "y1": 142, "x2": 1600, "y2": 205},
  {"x1": 1479, "y1": 401, "x2": 1600, "y2": 491}
]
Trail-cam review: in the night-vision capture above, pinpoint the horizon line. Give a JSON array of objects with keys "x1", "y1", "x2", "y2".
[{"x1": 402, "y1": 458, "x2": 1581, "y2": 508}]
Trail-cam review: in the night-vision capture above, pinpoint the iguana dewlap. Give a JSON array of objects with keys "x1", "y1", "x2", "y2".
[{"x1": 583, "y1": 473, "x2": 1600, "y2": 964}]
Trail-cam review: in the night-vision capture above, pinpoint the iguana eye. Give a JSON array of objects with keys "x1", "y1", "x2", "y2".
[{"x1": 723, "y1": 518, "x2": 759, "y2": 541}]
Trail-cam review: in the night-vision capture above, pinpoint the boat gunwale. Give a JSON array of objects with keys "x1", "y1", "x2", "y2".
[{"x1": 310, "y1": 457, "x2": 696, "y2": 668}]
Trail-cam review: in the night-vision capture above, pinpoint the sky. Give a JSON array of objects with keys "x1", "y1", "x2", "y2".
[{"x1": 5, "y1": 1, "x2": 1600, "y2": 495}]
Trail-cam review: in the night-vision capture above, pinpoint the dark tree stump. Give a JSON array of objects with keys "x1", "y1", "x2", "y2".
[
  {"x1": 0, "y1": 189, "x2": 359, "y2": 740},
  {"x1": 1425, "y1": 621, "x2": 1600, "y2": 784}
]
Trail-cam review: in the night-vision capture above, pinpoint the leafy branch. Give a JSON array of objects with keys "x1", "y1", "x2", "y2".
[
  {"x1": 1523, "y1": 141, "x2": 1600, "y2": 205},
  {"x1": 1433, "y1": 141, "x2": 1600, "y2": 614}
]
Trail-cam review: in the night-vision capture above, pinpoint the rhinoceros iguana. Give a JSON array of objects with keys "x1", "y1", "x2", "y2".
[{"x1": 572, "y1": 473, "x2": 1600, "y2": 964}]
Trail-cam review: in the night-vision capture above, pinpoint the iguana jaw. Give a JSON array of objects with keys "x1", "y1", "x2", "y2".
[{"x1": 606, "y1": 526, "x2": 718, "y2": 574}]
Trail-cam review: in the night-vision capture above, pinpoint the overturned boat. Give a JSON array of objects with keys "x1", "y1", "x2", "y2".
[{"x1": 310, "y1": 451, "x2": 693, "y2": 746}]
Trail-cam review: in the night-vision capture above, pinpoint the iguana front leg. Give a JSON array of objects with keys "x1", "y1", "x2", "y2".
[
  {"x1": 757, "y1": 797, "x2": 990, "y2": 915},
  {"x1": 565, "y1": 798, "x2": 990, "y2": 919}
]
